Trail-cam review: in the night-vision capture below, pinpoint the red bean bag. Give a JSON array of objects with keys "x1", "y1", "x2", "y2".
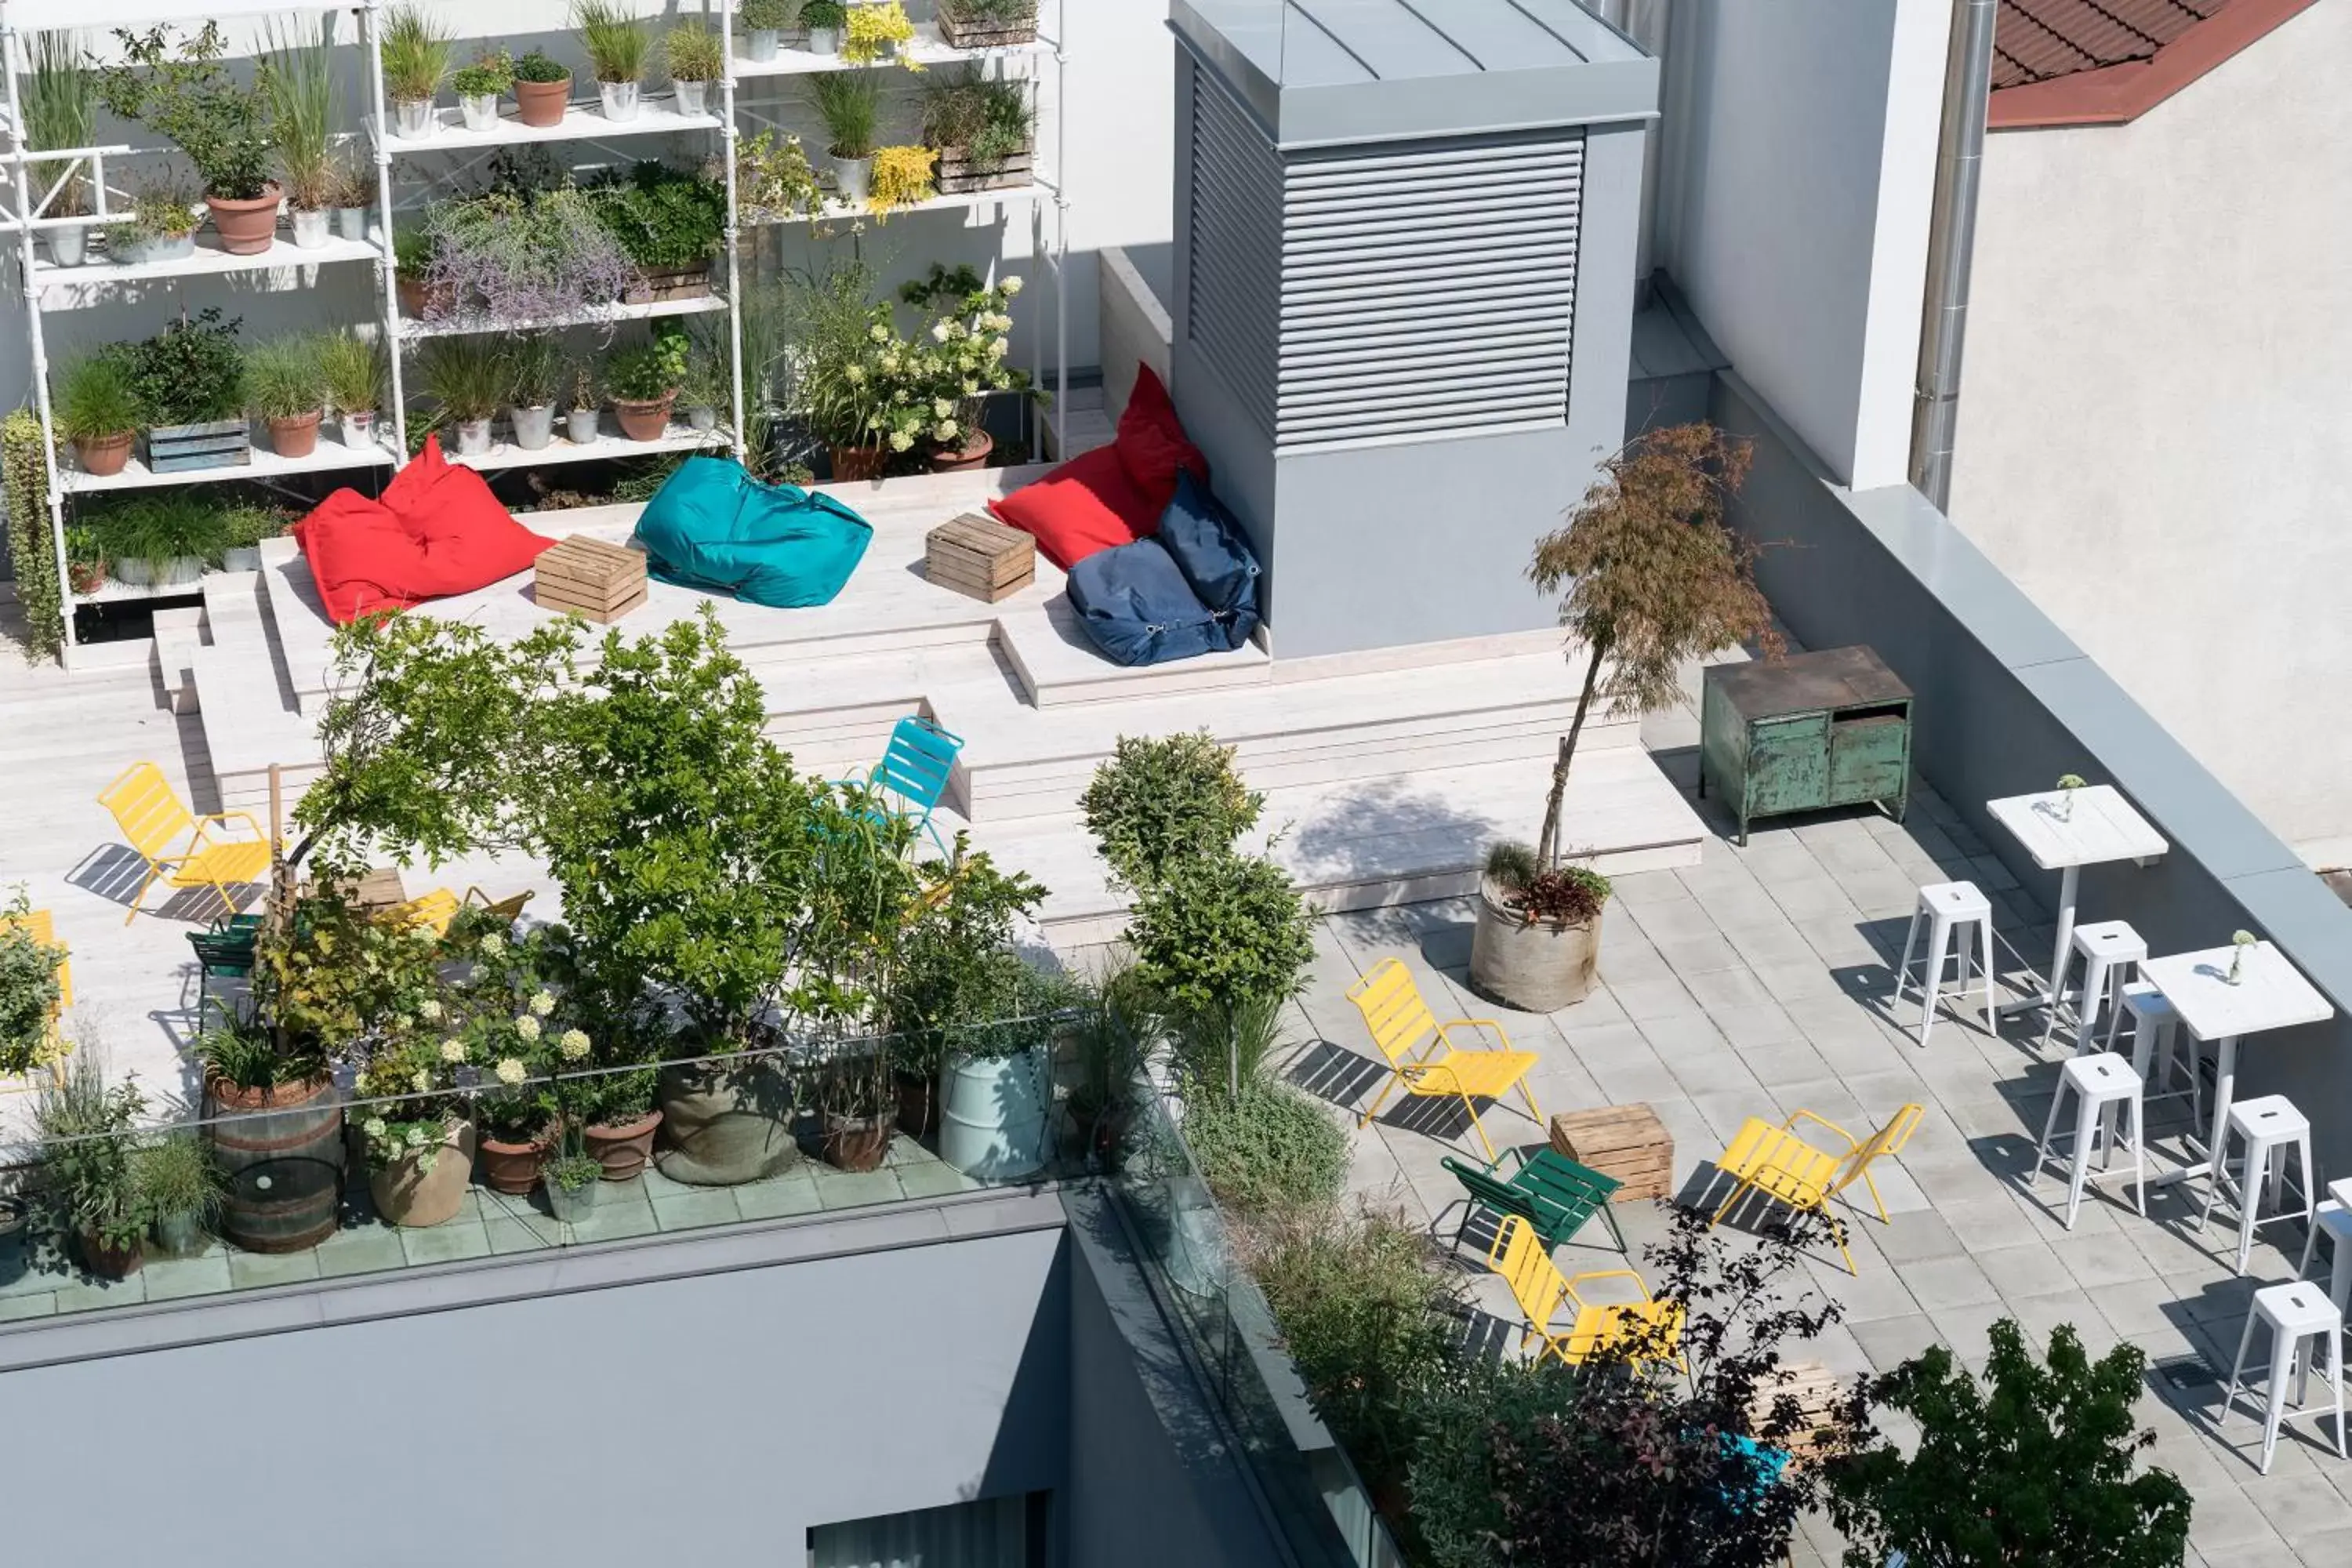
[
  {"x1": 987, "y1": 365, "x2": 1210, "y2": 571},
  {"x1": 294, "y1": 437, "x2": 554, "y2": 624}
]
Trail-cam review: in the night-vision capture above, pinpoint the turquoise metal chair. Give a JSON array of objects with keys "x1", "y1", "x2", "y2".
[{"x1": 837, "y1": 716, "x2": 963, "y2": 859}]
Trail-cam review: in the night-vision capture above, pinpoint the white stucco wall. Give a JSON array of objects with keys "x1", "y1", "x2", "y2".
[
  {"x1": 1653, "y1": 0, "x2": 1947, "y2": 488},
  {"x1": 1949, "y1": 0, "x2": 2352, "y2": 855}
]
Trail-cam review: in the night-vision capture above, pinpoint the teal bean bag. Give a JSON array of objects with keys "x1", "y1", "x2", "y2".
[{"x1": 632, "y1": 456, "x2": 873, "y2": 608}]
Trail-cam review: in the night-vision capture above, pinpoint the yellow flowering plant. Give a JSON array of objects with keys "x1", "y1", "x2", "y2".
[
  {"x1": 841, "y1": 0, "x2": 920, "y2": 67},
  {"x1": 866, "y1": 143, "x2": 937, "y2": 219}
]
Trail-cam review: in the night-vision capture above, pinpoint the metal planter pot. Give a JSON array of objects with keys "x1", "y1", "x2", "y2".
[
  {"x1": 333, "y1": 205, "x2": 369, "y2": 241},
  {"x1": 566, "y1": 408, "x2": 601, "y2": 445},
  {"x1": 831, "y1": 154, "x2": 872, "y2": 204},
  {"x1": 673, "y1": 79, "x2": 708, "y2": 115},
  {"x1": 49, "y1": 226, "x2": 87, "y2": 267},
  {"x1": 289, "y1": 208, "x2": 330, "y2": 249},
  {"x1": 745, "y1": 27, "x2": 780, "y2": 61},
  {"x1": 546, "y1": 1174, "x2": 600, "y2": 1224},
  {"x1": 599, "y1": 80, "x2": 640, "y2": 122},
  {"x1": 938, "y1": 1043, "x2": 1051, "y2": 1181},
  {"x1": 392, "y1": 97, "x2": 434, "y2": 138},
  {"x1": 510, "y1": 405, "x2": 555, "y2": 450},
  {"x1": 459, "y1": 93, "x2": 499, "y2": 132},
  {"x1": 454, "y1": 418, "x2": 493, "y2": 456}
]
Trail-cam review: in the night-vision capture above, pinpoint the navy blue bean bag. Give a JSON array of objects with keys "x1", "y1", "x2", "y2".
[
  {"x1": 1065, "y1": 472, "x2": 1262, "y2": 666},
  {"x1": 633, "y1": 456, "x2": 873, "y2": 608}
]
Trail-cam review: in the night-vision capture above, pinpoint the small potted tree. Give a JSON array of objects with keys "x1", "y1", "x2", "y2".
[
  {"x1": 741, "y1": 0, "x2": 794, "y2": 62},
  {"x1": 451, "y1": 47, "x2": 514, "y2": 132},
  {"x1": 53, "y1": 351, "x2": 142, "y2": 477},
  {"x1": 1470, "y1": 422, "x2": 1778, "y2": 1011},
  {"x1": 811, "y1": 70, "x2": 879, "y2": 203},
  {"x1": 662, "y1": 21, "x2": 724, "y2": 114},
  {"x1": 245, "y1": 332, "x2": 328, "y2": 458},
  {"x1": 99, "y1": 23, "x2": 282, "y2": 256},
  {"x1": 800, "y1": 0, "x2": 849, "y2": 54},
  {"x1": 575, "y1": 0, "x2": 649, "y2": 122},
  {"x1": 260, "y1": 17, "x2": 338, "y2": 249},
  {"x1": 513, "y1": 49, "x2": 573, "y2": 129},
  {"x1": 318, "y1": 332, "x2": 385, "y2": 450},
  {"x1": 504, "y1": 332, "x2": 561, "y2": 452},
  {"x1": 379, "y1": 4, "x2": 452, "y2": 139},
  {"x1": 607, "y1": 332, "x2": 686, "y2": 441}
]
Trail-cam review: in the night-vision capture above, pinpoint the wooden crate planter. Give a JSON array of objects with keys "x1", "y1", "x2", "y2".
[
  {"x1": 933, "y1": 143, "x2": 1033, "y2": 195},
  {"x1": 534, "y1": 535, "x2": 648, "y2": 622},
  {"x1": 146, "y1": 419, "x2": 252, "y2": 474},
  {"x1": 623, "y1": 265, "x2": 714, "y2": 304},
  {"x1": 935, "y1": 7, "x2": 1038, "y2": 49},
  {"x1": 925, "y1": 513, "x2": 1033, "y2": 602},
  {"x1": 1548, "y1": 1104, "x2": 1673, "y2": 1203},
  {"x1": 1748, "y1": 1360, "x2": 1849, "y2": 1466}
]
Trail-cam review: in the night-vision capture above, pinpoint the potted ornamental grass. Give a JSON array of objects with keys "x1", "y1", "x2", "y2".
[
  {"x1": 53, "y1": 352, "x2": 142, "y2": 477},
  {"x1": 452, "y1": 48, "x2": 514, "y2": 132},
  {"x1": 245, "y1": 332, "x2": 328, "y2": 458},
  {"x1": 22, "y1": 31, "x2": 98, "y2": 267},
  {"x1": 575, "y1": 0, "x2": 650, "y2": 122},
  {"x1": 318, "y1": 332, "x2": 385, "y2": 449},
  {"x1": 136, "y1": 1131, "x2": 226, "y2": 1258},
  {"x1": 811, "y1": 69, "x2": 878, "y2": 203},
  {"x1": 260, "y1": 17, "x2": 339, "y2": 249},
  {"x1": 607, "y1": 331, "x2": 687, "y2": 441},
  {"x1": 99, "y1": 22, "x2": 282, "y2": 256},
  {"x1": 800, "y1": 0, "x2": 849, "y2": 54},
  {"x1": 503, "y1": 332, "x2": 561, "y2": 452},
  {"x1": 328, "y1": 156, "x2": 372, "y2": 241},
  {"x1": 33, "y1": 1053, "x2": 150, "y2": 1281},
  {"x1": 513, "y1": 49, "x2": 572, "y2": 128},
  {"x1": 416, "y1": 335, "x2": 505, "y2": 456},
  {"x1": 108, "y1": 494, "x2": 224, "y2": 588},
  {"x1": 379, "y1": 4, "x2": 452, "y2": 139},
  {"x1": 741, "y1": 0, "x2": 793, "y2": 62},
  {"x1": 563, "y1": 358, "x2": 601, "y2": 445},
  {"x1": 921, "y1": 73, "x2": 1034, "y2": 195},
  {"x1": 1469, "y1": 423, "x2": 1780, "y2": 1011},
  {"x1": 662, "y1": 21, "x2": 724, "y2": 114},
  {"x1": 543, "y1": 1127, "x2": 603, "y2": 1222}
]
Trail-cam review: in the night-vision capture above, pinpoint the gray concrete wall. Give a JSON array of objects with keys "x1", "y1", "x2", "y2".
[
  {"x1": 1948, "y1": 0, "x2": 2352, "y2": 855},
  {"x1": 1713, "y1": 369, "x2": 2352, "y2": 1178}
]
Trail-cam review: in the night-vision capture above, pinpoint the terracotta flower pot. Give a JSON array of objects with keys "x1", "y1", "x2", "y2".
[
  {"x1": 613, "y1": 394, "x2": 674, "y2": 441},
  {"x1": 370, "y1": 1120, "x2": 477, "y2": 1227},
  {"x1": 1467, "y1": 876, "x2": 1603, "y2": 1012},
  {"x1": 77, "y1": 1229, "x2": 143, "y2": 1281},
  {"x1": 68, "y1": 561, "x2": 106, "y2": 594},
  {"x1": 821, "y1": 1109, "x2": 897, "y2": 1173},
  {"x1": 205, "y1": 183, "x2": 283, "y2": 256},
  {"x1": 925, "y1": 429, "x2": 993, "y2": 473},
  {"x1": 893, "y1": 1070, "x2": 937, "y2": 1142},
  {"x1": 397, "y1": 276, "x2": 456, "y2": 319},
  {"x1": 830, "y1": 444, "x2": 887, "y2": 481},
  {"x1": 73, "y1": 431, "x2": 133, "y2": 477},
  {"x1": 477, "y1": 1130, "x2": 550, "y2": 1196},
  {"x1": 267, "y1": 412, "x2": 321, "y2": 459},
  {"x1": 514, "y1": 74, "x2": 572, "y2": 128},
  {"x1": 584, "y1": 1110, "x2": 662, "y2": 1181}
]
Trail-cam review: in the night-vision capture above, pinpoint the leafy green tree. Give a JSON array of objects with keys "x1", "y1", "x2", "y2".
[
  {"x1": 1826, "y1": 1319, "x2": 2192, "y2": 1567},
  {"x1": 1080, "y1": 730, "x2": 1264, "y2": 888},
  {"x1": 1127, "y1": 849, "x2": 1314, "y2": 1102}
]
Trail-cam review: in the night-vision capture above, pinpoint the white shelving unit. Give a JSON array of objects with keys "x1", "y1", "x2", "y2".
[{"x1": 0, "y1": 0, "x2": 1069, "y2": 670}]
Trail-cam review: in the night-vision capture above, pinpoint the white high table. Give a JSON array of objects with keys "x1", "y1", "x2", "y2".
[
  {"x1": 2138, "y1": 942, "x2": 2333, "y2": 1192},
  {"x1": 1987, "y1": 785, "x2": 2169, "y2": 1018}
]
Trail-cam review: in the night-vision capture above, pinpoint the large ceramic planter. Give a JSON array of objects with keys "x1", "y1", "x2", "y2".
[
  {"x1": 370, "y1": 1120, "x2": 477, "y2": 1227},
  {"x1": 205, "y1": 1074, "x2": 345, "y2": 1254},
  {"x1": 1467, "y1": 877, "x2": 1603, "y2": 1012},
  {"x1": 939, "y1": 1044, "x2": 1051, "y2": 1181},
  {"x1": 657, "y1": 1056, "x2": 797, "y2": 1185},
  {"x1": 477, "y1": 1131, "x2": 548, "y2": 1196},
  {"x1": 205, "y1": 184, "x2": 282, "y2": 256},
  {"x1": 514, "y1": 75, "x2": 571, "y2": 128},
  {"x1": 73, "y1": 432, "x2": 132, "y2": 477},
  {"x1": 821, "y1": 1109, "x2": 896, "y2": 1173},
  {"x1": 584, "y1": 1109, "x2": 662, "y2": 1181}
]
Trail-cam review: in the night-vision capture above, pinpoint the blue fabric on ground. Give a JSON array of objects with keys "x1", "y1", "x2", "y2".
[
  {"x1": 633, "y1": 456, "x2": 873, "y2": 608},
  {"x1": 1154, "y1": 470, "x2": 1260, "y2": 648},
  {"x1": 1065, "y1": 538, "x2": 1232, "y2": 666}
]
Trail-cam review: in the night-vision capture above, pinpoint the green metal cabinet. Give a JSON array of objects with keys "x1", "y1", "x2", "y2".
[{"x1": 1699, "y1": 648, "x2": 1912, "y2": 845}]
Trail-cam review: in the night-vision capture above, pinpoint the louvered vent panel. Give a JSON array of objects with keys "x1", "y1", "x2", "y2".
[
  {"x1": 1185, "y1": 68, "x2": 1283, "y2": 437},
  {"x1": 1274, "y1": 133, "x2": 1583, "y2": 448}
]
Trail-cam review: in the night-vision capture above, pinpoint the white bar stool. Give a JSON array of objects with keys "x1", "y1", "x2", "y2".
[
  {"x1": 2031, "y1": 1051, "x2": 2145, "y2": 1229},
  {"x1": 2298, "y1": 1176, "x2": 2352, "y2": 1315},
  {"x1": 1893, "y1": 880, "x2": 1994, "y2": 1047},
  {"x1": 2104, "y1": 980, "x2": 2198, "y2": 1132},
  {"x1": 2201, "y1": 1094, "x2": 2316, "y2": 1276},
  {"x1": 2042, "y1": 918, "x2": 2147, "y2": 1054},
  {"x1": 2225, "y1": 1279, "x2": 2348, "y2": 1475}
]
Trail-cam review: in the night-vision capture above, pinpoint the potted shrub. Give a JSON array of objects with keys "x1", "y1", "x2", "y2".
[
  {"x1": 569, "y1": 1043, "x2": 661, "y2": 1180},
  {"x1": 1469, "y1": 422, "x2": 1779, "y2": 1011},
  {"x1": 543, "y1": 1131, "x2": 603, "y2": 1222},
  {"x1": 319, "y1": 332, "x2": 385, "y2": 449},
  {"x1": 1065, "y1": 965, "x2": 1150, "y2": 1164},
  {"x1": 136, "y1": 1131, "x2": 226, "y2": 1258},
  {"x1": 53, "y1": 351, "x2": 142, "y2": 477},
  {"x1": 64, "y1": 526, "x2": 107, "y2": 595},
  {"x1": 1470, "y1": 842, "x2": 1612, "y2": 1011},
  {"x1": 98, "y1": 23, "x2": 281, "y2": 256},
  {"x1": 474, "y1": 1069, "x2": 553, "y2": 1196},
  {"x1": 921, "y1": 73, "x2": 1034, "y2": 195},
  {"x1": 260, "y1": 18, "x2": 338, "y2": 249},
  {"x1": 328, "y1": 156, "x2": 372, "y2": 242},
  {"x1": 503, "y1": 332, "x2": 561, "y2": 452},
  {"x1": 659, "y1": 1040, "x2": 799, "y2": 1185},
  {"x1": 843, "y1": 0, "x2": 916, "y2": 64},
  {"x1": 106, "y1": 180, "x2": 200, "y2": 265},
  {"x1": 380, "y1": 4, "x2": 451, "y2": 139},
  {"x1": 811, "y1": 70, "x2": 879, "y2": 204},
  {"x1": 416, "y1": 335, "x2": 505, "y2": 456},
  {"x1": 354, "y1": 1016, "x2": 474, "y2": 1228},
  {"x1": 23, "y1": 31, "x2": 98, "y2": 268},
  {"x1": 800, "y1": 0, "x2": 849, "y2": 54},
  {"x1": 813, "y1": 1041, "x2": 898, "y2": 1172},
  {"x1": 607, "y1": 332, "x2": 686, "y2": 441},
  {"x1": 512, "y1": 48, "x2": 572, "y2": 129},
  {"x1": 866, "y1": 144, "x2": 937, "y2": 219},
  {"x1": 741, "y1": 0, "x2": 794, "y2": 62},
  {"x1": 33, "y1": 1053, "x2": 150, "y2": 1281},
  {"x1": 662, "y1": 21, "x2": 724, "y2": 114},
  {"x1": 451, "y1": 48, "x2": 513, "y2": 132},
  {"x1": 420, "y1": 187, "x2": 635, "y2": 327},
  {"x1": 590, "y1": 159, "x2": 726, "y2": 301},
  {"x1": 0, "y1": 886, "x2": 67, "y2": 1083},
  {"x1": 893, "y1": 263, "x2": 1033, "y2": 470},
  {"x1": 575, "y1": 0, "x2": 649, "y2": 122},
  {"x1": 439, "y1": 913, "x2": 569, "y2": 1195},
  {"x1": 933, "y1": 0, "x2": 1039, "y2": 49},
  {"x1": 109, "y1": 494, "x2": 223, "y2": 589},
  {"x1": 563, "y1": 357, "x2": 601, "y2": 445},
  {"x1": 219, "y1": 504, "x2": 282, "y2": 572},
  {"x1": 786, "y1": 261, "x2": 894, "y2": 477},
  {"x1": 245, "y1": 332, "x2": 328, "y2": 458},
  {"x1": 736, "y1": 127, "x2": 826, "y2": 226},
  {"x1": 120, "y1": 307, "x2": 249, "y2": 473}
]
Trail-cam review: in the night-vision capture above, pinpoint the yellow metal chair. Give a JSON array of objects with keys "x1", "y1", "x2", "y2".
[
  {"x1": 384, "y1": 887, "x2": 532, "y2": 939},
  {"x1": 0, "y1": 909, "x2": 72, "y2": 1090},
  {"x1": 96, "y1": 762, "x2": 274, "y2": 926},
  {"x1": 1704, "y1": 1103, "x2": 1926, "y2": 1274},
  {"x1": 1348, "y1": 956, "x2": 1544, "y2": 1161},
  {"x1": 1486, "y1": 1214, "x2": 1685, "y2": 1369}
]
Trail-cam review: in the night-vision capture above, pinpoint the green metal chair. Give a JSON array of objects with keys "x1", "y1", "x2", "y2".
[
  {"x1": 1442, "y1": 1146, "x2": 1628, "y2": 1255},
  {"x1": 187, "y1": 913, "x2": 264, "y2": 1003}
]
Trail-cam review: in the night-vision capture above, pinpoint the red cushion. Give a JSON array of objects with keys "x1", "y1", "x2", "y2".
[
  {"x1": 987, "y1": 445, "x2": 1160, "y2": 571},
  {"x1": 292, "y1": 489, "x2": 430, "y2": 625},
  {"x1": 1112, "y1": 365, "x2": 1208, "y2": 508}
]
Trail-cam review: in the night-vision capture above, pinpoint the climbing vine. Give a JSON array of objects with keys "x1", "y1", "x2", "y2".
[{"x1": 2, "y1": 408, "x2": 62, "y2": 663}]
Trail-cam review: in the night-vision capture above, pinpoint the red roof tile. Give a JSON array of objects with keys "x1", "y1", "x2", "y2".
[
  {"x1": 1994, "y1": 0, "x2": 2226, "y2": 90},
  {"x1": 1988, "y1": 0, "x2": 2319, "y2": 127}
]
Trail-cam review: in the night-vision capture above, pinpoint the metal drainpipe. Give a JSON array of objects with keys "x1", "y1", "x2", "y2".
[
  {"x1": 1595, "y1": 0, "x2": 1671, "y2": 304},
  {"x1": 1910, "y1": 0, "x2": 1999, "y2": 512}
]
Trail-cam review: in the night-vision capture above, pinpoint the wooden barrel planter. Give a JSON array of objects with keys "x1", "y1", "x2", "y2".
[{"x1": 205, "y1": 1075, "x2": 347, "y2": 1254}]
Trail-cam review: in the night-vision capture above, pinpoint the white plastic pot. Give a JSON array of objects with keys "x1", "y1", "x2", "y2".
[
  {"x1": 599, "y1": 80, "x2": 640, "y2": 121},
  {"x1": 938, "y1": 1044, "x2": 1051, "y2": 1181}
]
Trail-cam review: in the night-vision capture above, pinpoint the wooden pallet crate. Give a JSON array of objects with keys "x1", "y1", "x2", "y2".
[
  {"x1": 935, "y1": 7, "x2": 1038, "y2": 49},
  {"x1": 622, "y1": 264, "x2": 714, "y2": 304},
  {"x1": 1548, "y1": 1103, "x2": 1673, "y2": 1203},
  {"x1": 147, "y1": 418, "x2": 252, "y2": 474},
  {"x1": 534, "y1": 535, "x2": 648, "y2": 623},
  {"x1": 934, "y1": 144, "x2": 1033, "y2": 195},
  {"x1": 925, "y1": 512, "x2": 1034, "y2": 603},
  {"x1": 1748, "y1": 1359, "x2": 1850, "y2": 1466}
]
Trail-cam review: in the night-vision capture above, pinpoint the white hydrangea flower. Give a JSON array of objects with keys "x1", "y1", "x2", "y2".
[
  {"x1": 557, "y1": 1028, "x2": 590, "y2": 1061},
  {"x1": 528, "y1": 989, "x2": 557, "y2": 1017},
  {"x1": 479, "y1": 931, "x2": 506, "y2": 958},
  {"x1": 439, "y1": 1039, "x2": 467, "y2": 1064},
  {"x1": 869, "y1": 323, "x2": 890, "y2": 343},
  {"x1": 932, "y1": 397, "x2": 953, "y2": 419},
  {"x1": 987, "y1": 339, "x2": 1008, "y2": 360},
  {"x1": 1001, "y1": 275, "x2": 1023, "y2": 296},
  {"x1": 845, "y1": 364, "x2": 866, "y2": 385},
  {"x1": 935, "y1": 419, "x2": 959, "y2": 441},
  {"x1": 409, "y1": 1069, "x2": 433, "y2": 1094},
  {"x1": 418, "y1": 998, "x2": 443, "y2": 1022},
  {"x1": 887, "y1": 429, "x2": 915, "y2": 452},
  {"x1": 514, "y1": 1014, "x2": 542, "y2": 1041},
  {"x1": 931, "y1": 320, "x2": 952, "y2": 343},
  {"x1": 361, "y1": 1116, "x2": 387, "y2": 1140},
  {"x1": 962, "y1": 379, "x2": 980, "y2": 396},
  {"x1": 495, "y1": 1057, "x2": 528, "y2": 1086},
  {"x1": 404, "y1": 1123, "x2": 430, "y2": 1148}
]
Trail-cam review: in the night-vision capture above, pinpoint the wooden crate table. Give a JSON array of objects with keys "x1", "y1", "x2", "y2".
[
  {"x1": 1548, "y1": 1104, "x2": 1673, "y2": 1203},
  {"x1": 1748, "y1": 1360, "x2": 1847, "y2": 1465},
  {"x1": 925, "y1": 514, "x2": 1035, "y2": 603},
  {"x1": 534, "y1": 535, "x2": 648, "y2": 622}
]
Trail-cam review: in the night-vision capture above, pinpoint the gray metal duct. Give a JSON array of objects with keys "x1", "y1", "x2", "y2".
[
  {"x1": 1910, "y1": 0, "x2": 1998, "y2": 511},
  {"x1": 1594, "y1": 0, "x2": 1671, "y2": 298}
]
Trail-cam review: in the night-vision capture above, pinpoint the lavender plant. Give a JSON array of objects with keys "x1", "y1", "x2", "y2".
[{"x1": 421, "y1": 187, "x2": 634, "y2": 327}]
